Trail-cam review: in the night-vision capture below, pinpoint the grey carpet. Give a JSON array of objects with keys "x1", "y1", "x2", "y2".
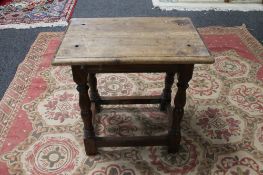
[{"x1": 0, "y1": 0, "x2": 262, "y2": 99}]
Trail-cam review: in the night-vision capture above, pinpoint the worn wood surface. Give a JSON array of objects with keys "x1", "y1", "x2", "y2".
[
  {"x1": 96, "y1": 136, "x2": 168, "y2": 147},
  {"x1": 53, "y1": 17, "x2": 213, "y2": 65},
  {"x1": 98, "y1": 96, "x2": 161, "y2": 105}
]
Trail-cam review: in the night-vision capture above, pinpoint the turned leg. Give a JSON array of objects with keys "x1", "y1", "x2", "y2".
[
  {"x1": 89, "y1": 73, "x2": 101, "y2": 113},
  {"x1": 168, "y1": 64, "x2": 194, "y2": 153},
  {"x1": 72, "y1": 66, "x2": 97, "y2": 155},
  {"x1": 160, "y1": 72, "x2": 175, "y2": 111}
]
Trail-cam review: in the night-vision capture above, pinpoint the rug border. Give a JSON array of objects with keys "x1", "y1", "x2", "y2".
[
  {"x1": 0, "y1": 32, "x2": 64, "y2": 149},
  {"x1": 198, "y1": 25, "x2": 263, "y2": 62}
]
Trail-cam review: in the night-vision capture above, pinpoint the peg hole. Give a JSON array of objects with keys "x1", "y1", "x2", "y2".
[{"x1": 75, "y1": 45, "x2": 79, "y2": 48}]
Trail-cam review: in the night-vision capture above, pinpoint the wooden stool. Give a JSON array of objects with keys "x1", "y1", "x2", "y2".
[{"x1": 52, "y1": 17, "x2": 214, "y2": 155}]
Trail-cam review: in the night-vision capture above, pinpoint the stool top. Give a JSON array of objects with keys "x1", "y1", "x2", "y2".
[{"x1": 52, "y1": 17, "x2": 213, "y2": 66}]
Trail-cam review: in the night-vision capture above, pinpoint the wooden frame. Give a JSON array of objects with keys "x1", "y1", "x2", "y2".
[{"x1": 72, "y1": 64, "x2": 194, "y2": 155}]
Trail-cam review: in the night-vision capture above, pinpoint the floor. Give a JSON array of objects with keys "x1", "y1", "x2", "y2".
[{"x1": 0, "y1": 0, "x2": 262, "y2": 99}]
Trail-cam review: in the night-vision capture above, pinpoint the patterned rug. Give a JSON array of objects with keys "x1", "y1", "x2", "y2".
[
  {"x1": 0, "y1": 26, "x2": 263, "y2": 174},
  {"x1": 0, "y1": 0, "x2": 77, "y2": 29}
]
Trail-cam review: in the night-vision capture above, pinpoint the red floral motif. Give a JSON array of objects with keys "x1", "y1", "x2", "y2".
[
  {"x1": 146, "y1": 110, "x2": 167, "y2": 121},
  {"x1": 256, "y1": 66, "x2": 263, "y2": 82},
  {"x1": 257, "y1": 126, "x2": 263, "y2": 143},
  {"x1": 40, "y1": 91, "x2": 80, "y2": 124},
  {"x1": 52, "y1": 66, "x2": 74, "y2": 84},
  {"x1": 229, "y1": 84, "x2": 263, "y2": 115},
  {"x1": 91, "y1": 164, "x2": 136, "y2": 175},
  {"x1": 22, "y1": 135, "x2": 81, "y2": 175},
  {"x1": 149, "y1": 138, "x2": 198, "y2": 174},
  {"x1": 213, "y1": 55, "x2": 248, "y2": 78},
  {"x1": 189, "y1": 71, "x2": 220, "y2": 98},
  {"x1": 96, "y1": 111, "x2": 138, "y2": 137},
  {"x1": 137, "y1": 73, "x2": 165, "y2": 81},
  {"x1": 214, "y1": 155, "x2": 262, "y2": 175},
  {"x1": 196, "y1": 107, "x2": 241, "y2": 142},
  {"x1": 97, "y1": 75, "x2": 134, "y2": 96},
  {"x1": 254, "y1": 124, "x2": 263, "y2": 151}
]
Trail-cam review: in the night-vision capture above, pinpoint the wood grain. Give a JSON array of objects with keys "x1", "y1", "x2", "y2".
[
  {"x1": 53, "y1": 17, "x2": 213, "y2": 65},
  {"x1": 98, "y1": 96, "x2": 161, "y2": 105},
  {"x1": 96, "y1": 135, "x2": 168, "y2": 147}
]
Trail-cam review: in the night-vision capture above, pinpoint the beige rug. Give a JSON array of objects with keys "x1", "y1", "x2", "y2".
[{"x1": 0, "y1": 26, "x2": 263, "y2": 174}]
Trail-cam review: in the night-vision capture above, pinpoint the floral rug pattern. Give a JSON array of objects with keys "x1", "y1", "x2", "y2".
[
  {"x1": 0, "y1": 0, "x2": 77, "y2": 28},
  {"x1": 0, "y1": 26, "x2": 263, "y2": 174}
]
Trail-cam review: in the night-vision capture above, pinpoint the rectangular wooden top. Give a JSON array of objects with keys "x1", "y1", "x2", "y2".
[{"x1": 52, "y1": 17, "x2": 213, "y2": 65}]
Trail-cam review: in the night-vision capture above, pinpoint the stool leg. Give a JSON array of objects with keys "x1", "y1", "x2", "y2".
[
  {"x1": 160, "y1": 72, "x2": 175, "y2": 111},
  {"x1": 72, "y1": 66, "x2": 97, "y2": 155},
  {"x1": 89, "y1": 73, "x2": 101, "y2": 113},
  {"x1": 168, "y1": 64, "x2": 194, "y2": 153}
]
